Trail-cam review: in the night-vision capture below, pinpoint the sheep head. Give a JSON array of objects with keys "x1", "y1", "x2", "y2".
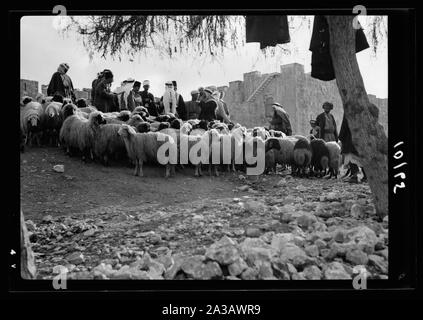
[
  {"x1": 180, "y1": 122, "x2": 192, "y2": 135},
  {"x1": 118, "y1": 124, "x2": 136, "y2": 139},
  {"x1": 265, "y1": 138, "x2": 281, "y2": 153},
  {"x1": 90, "y1": 111, "x2": 106, "y2": 126}
]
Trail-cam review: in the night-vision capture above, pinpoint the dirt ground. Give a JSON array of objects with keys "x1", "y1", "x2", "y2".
[
  {"x1": 20, "y1": 146, "x2": 240, "y2": 222},
  {"x1": 21, "y1": 146, "x2": 387, "y2": 280}
]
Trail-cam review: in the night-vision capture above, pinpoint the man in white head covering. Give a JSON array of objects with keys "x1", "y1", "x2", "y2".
[
  {"x1": 140, "y1": 80, "x2": 158, "y2": 116},
  {"x1": 114, "y1": 77, "x2": 135, "y2": 110},
  {"x1": 160, "y1": 81, "x2": 177, "y2": 115},
  {"x1": 47, "y1": 63, "x2": 75, "y2": 102}
]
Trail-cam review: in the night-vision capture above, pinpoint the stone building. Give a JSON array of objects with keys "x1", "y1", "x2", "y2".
[
  {"x1": 20, "y1": 79, "x2": 39, "y2": 100},
  {"x1": 41, "y1": 84, "x2": 48, "y2": 96},
  {"x1": 219, "y1": 63, "x2": 388, "y2": 136}
]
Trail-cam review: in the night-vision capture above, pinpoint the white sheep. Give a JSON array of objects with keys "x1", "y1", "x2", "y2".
[
  {"x1": 59, "y1": 111, "x2": 105, "y2": 161},
  {"x1": 325, "y1": 141, "x2": 342, "y2": 178},
  {"x1": 118, "y1": 124, "x2": 176, "y2": 177},
  {"x1": 20, "y1": 101, "x2": 44, "y2": 147}
]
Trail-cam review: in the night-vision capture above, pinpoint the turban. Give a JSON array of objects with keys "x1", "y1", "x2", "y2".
[
  {"x1": 143, "y1": 80, "x2": 150, "y2": 86},
  {"x1": 322, "y1": 102, "x2": 333, "y2": 110},
  {"x1": 190, "y1": 90, "x2": 199, "y2": 95},
  {"x1": 60, "y1": 63, "x2": 69, "y2": 71}
]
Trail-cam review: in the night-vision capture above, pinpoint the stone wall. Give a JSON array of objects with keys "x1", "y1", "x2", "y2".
[
  {"x1": 20, "y1": 79, "x2": 38, "y2": 100},
  {"x1": 221, "y1": 63, "x2": 388, "y2": 137}
]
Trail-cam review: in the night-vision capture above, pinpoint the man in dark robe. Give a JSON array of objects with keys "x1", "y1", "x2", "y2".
[
  {"x1": 47, "y1": 63, "x2": 76, "y2": 102},
  {"x1": 185, "y1": 90, "x2": 202, "y2": 120},
  {"x1": 316, "y1": 102, "x2": 338, "y2": 142},
  {"x1": 127, "y1": 81, "x2": 143, "y2": 112},
  {"x1": 173, "y1": 81, "x2": 187, "y2": 120},
  {"x1": 269, "y1": 103, "x2": 292, "y2": 136},
  {"x1": 140, "y1": 80, "x2": 158, "y2": 116},
  {"x1": 93, "y1": 70, "x2": 117, "y2": 113},
  {"x1": 198, "y1": 88, "x2": 218, "y2": 122}
]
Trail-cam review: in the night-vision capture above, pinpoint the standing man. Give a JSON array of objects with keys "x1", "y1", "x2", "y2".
[
  {"x1": 126, "y1": 81, "x2": 143, "y2": 112},
  {"x1": 114, "y1": 77, "x2": 135, "y2": 110},
  {"x1": 269, "y1": 103, "x2": 292, "y2": 136},
  {"x1": 185, "y1": 90, "x2": 202, "y2": 120},
  {"x1": 47, "y1": 63, "x2": 76, "y2": 102},
  {"x1": 316, "y1": 102, "x2": 338, "y2": 142},
  {"x1": 198, "y1": 87, "x2": 218, "y2": 122},
  {"x1": 161, "y1": 81, "x2": 177, "y2": 115},
  {"x1": 173, "y1": 81, "x2": 187, "y2": 120},
  {"x1": 94, "y1": 70, "x2": 116, "y2": 113},
  {"x1": 212, "y1": 90, "x2": 231, "y2": 123},
  {"x1": 140, "y1": 80, "x2": 158, "y2": 116}
]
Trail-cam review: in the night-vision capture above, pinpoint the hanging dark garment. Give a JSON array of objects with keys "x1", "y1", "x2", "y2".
[
  {"x1": 309, "y1": 16, "x2": 370, "y2": 81},
  {"x1": 246, "y1": 15, "x2": 290, "y2": 49}
]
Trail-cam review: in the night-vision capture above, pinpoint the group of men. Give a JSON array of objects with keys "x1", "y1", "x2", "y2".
[{"x1": 45, "y1": 62, "x2": 365, "y2": 183}]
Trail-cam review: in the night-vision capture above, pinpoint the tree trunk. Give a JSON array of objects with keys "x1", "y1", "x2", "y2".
[
  {"x1": 20, "y1": 210, "x2": 36, "y2": 279},
  {"x1": 326, "y1": 15, "x2": 388, "y2": 219}
]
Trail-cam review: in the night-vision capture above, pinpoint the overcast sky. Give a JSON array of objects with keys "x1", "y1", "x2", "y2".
[{"x1": 20, "y1": 15, "x2": 387, "y2": 100}]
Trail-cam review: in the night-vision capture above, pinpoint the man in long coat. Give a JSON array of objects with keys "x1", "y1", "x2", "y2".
[
  {"x1": 93, "y1": 70, "x2": 117, "y2": 113},
  {"x1": 269, "y1": 103, "x2": 292, "y2": 136},
  {"x1": 47, "y1": 63, "x2": 76, "y2": 102},
  {"x1": 316, "y1": 102, "x2": 338, "y2": 142}
]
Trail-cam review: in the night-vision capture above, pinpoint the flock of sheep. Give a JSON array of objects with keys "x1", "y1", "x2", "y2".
[{"x1": 20, "y1": 97, "x2": 342, "y2": 178}]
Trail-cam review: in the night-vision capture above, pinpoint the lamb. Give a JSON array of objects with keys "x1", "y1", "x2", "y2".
[
  {"x1": 59, "y1": 111, "x2": 106, "y2": 161},
  {"x1": 325, "y1": 141, "x2": 342, "y2": 178},
  {"x1": 42, "y1": 101, "x2": 63, "y2": 147},
  {"x1": 118, "y1": 124, "x2": 176, "y2": 177},
  {"x1": 310, "y1": 138, "x2": 330, "y2": 177},
  {"x1": 20, "y1": 101, "x2": 44, "y2": 147},
  {"x1": 92, "y1": 122, "x2": 127, "y2": 166},
  {"x1": 292, "y1": 135, "x2": 312, "y2": 177}
]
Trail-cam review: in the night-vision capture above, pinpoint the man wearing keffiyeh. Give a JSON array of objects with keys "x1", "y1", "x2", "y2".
[{"x1": 47, "y1": 63, "x2": 76, "y2": 102}]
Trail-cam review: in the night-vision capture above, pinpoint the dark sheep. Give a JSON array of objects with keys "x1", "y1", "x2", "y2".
[
  {"x1": 293, "y1": 136, "x2": 312, "y2": 177},
  {"x1": 136, "y1": 122, "x2": 151, "y2": 133},
  {"x1": 170, "y1": 118, "x2": 182, "y2": 130},
  {"x1": 310, "y1": 138, "x2": 330, "y2": 177},
  {"x1": 158, "y1": 122, "x2": 171, "y2": 131},
  {"x1": 117, "y1": 110, "x2": 131, "y2": 122},
  {"x1": 60, "y1": 103, "x2": 77, "y2": 121},
  {"x1": 76, "y1": 98, "x2": 88, "y2": 109},
  {"x1": 156, "y1": 114, "x2": 171, "y2": 123},
  {"x1": 193, "y1": 119, "x2": 208, "y2": 131}
]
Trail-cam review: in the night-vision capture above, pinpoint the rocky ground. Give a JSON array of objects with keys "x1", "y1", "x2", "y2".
[{"x1": 21, "y1": 146, "x2": 388, "y2": 280}]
